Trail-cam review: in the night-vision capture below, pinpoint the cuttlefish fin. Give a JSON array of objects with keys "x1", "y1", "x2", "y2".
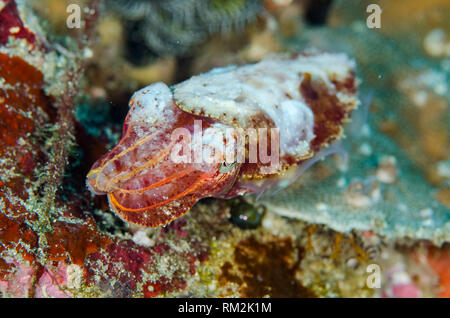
[{"x1": 108, "y1": 192, "x2": 199, "y2": 227}]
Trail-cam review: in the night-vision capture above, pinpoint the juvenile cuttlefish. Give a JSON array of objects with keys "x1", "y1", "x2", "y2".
[{"x1": 86, "y1": 52, "x2": 359, "y2": 227}]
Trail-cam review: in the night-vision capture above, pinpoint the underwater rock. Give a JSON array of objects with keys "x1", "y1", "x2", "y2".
[
  {"x1": 219, "y1": 235, "x2": 315, "y2": 297},
  {"x1": 0, "y1": 0, "x2": 112, "y2": 296},
  {"x1": 260, "y1": 0, "x2": 450, "y2": 245}
]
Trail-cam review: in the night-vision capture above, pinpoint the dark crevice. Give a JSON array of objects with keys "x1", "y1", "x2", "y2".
[
  {"x1": 175, "y1": 56, "x2": 195, "y2": 83},
  {"x1": 305, "y1": 0, "x2": 334, "y2": 25}
]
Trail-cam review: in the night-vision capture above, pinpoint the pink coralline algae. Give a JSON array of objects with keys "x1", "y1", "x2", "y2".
[
  {"x1": 84, "y1": 236, "x2": 201, "y2": 297},
  {"x1": 381, "y1": 263, "x2": 422, "y2": 298},
  {"x1": 0, "y1": 258, "x2": 36, "y2": 297},
  {"x1": 0, "y1": 0, "x2": 113, "y2": 297},
  {"x1": 34, "y1": 262, "x2": 73, "y2": 298},
  {"x1": 86, "y1": 241, "x2": 153, "y2": 292},
  {"x1": 0, "y1": 258, "x2": 74, "y2": 298}
]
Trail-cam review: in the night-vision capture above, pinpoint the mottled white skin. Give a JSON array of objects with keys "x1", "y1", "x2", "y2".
[
  {"x1": 128, "y1": 53, "x2": 356, "y2": 163},
  {"x1": 173, "y1": 53, "x2": 356, "y2": 159},
  {"x1": 128, "y1": 82, "x2": 175, "y2": 128},
  {"x1": 128, "y1": 83, "x2": 236, "y2": 171},
  {"x1": 243, "y1": 92, "x2": 374, "y2": 199}
]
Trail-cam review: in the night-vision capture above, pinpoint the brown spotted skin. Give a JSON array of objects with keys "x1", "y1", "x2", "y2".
[
  {"x1": 237, "y1": 72, "x2": 357, "y2": 175},
  {"x1": 223, "y1": 71, "x2": 358, "y2": 197},
  {"x1": 300, "y1": 72, "x2": 357, "y2": 152}
]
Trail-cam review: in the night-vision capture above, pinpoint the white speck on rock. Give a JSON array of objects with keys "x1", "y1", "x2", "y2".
[{"x1": 132, "y1": 230, "x2": 154, "y2": 247}]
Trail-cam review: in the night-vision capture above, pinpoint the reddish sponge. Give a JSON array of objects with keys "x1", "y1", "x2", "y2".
[{"x1": 0, "y1": 0, "x2": 36, "y2": 46}]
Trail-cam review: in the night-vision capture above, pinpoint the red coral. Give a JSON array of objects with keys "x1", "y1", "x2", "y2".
[
  {"x1": 427, "y1": 245, "x2": 450, "y2": 298},
  {"x1": 86, "y1": 240, "x2": 153, "y2": 291},
  {"x1": 0, "y1": 53, "x2": 51, "y2": 162},
  {"x1": 0, "y1": 212, "x2": 39, "y2": 269},
  {"x1": 152, "y1": 242, "x2": 170, "y2": 255},
  {"x1": 187, "y1": 253, "x2": 197, "y2": 275},
  {"x1": 0, "y1": 1, "x2": 111, "y2": 285},
  {"x1": 0, "y1": 0, "x2": 36, "y2": 46},
  {"x1": 85, "y1": 239, "x2": 199, "y2": 297},
  {"x1": 0, "y1": 258, "x2": 37, "y2": 297},
  {"x1": 45, "y1": 220, "x2": 112, "y2": 265},
  {"x1": 0, "y1": 49, "x2": 105, "y2": 279}
]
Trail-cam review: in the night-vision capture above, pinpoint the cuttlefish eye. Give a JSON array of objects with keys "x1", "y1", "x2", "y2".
[{"x1": 219, "y1": 160, "x2": 237, "y2": 173}]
